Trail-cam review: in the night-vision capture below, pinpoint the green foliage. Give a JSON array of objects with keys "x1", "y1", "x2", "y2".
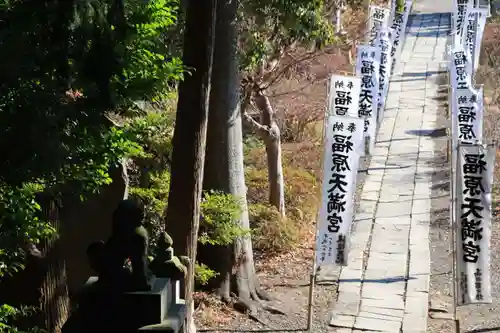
[
  {"x1": 0, "y1": 184, "x2": 54, "y2": 278},
  {"x1": 129, "y1": 170, "x2": 171, "y2": 248},
  {"x1": 194, "y1": 262, "x2": 219, "y2": 286},
  {"x1": 248, "y1": 203, "x2": 299, "y2": 253},
  {"x1": 121, "y1": 0, "x2": 184, "y2": 102},
  {"x1": 0, "y1": 305, "x2": 44, "y2": 333},
  {"x1": 243, "y1": 134, "x2": 265, "y2": 156},
  {"x1": 125, "y1": 105, "x2": 176, "y2": 248},
  {"x1": 238, "y1": 0, "x2": 334, "y2": 74},
  {"x1": 0, "y1": 0, "x2": 182, "y2": 330},
  {"x1": 0, "y1": 0, "x2": 181, "y2": 187},
  {"x1": 126, "y1": 109, "x2": 176, "y2": 163},
  {"x1": 125, "y1": 109, "x2": 249, "y2": 286},
  {"x1": 0, "y1": 0, "x2": 175, "y2": 277},
  {"x1": 396, "y1": 0, "x2": 405, "y2": 12},
  {"x1": 199, "y1": 191, "x2": 248, "y2": 246}
]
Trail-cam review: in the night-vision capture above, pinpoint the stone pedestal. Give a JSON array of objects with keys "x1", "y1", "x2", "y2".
[
  {"x1": 121, "y1": 277, "x2": 171, "y2": 328},
  {"x1": 136, "y1": 279, "x2": 187, "y2": 333},
  {"x1": 62, "y1": 277, "x2": 186, "y2": 333}
]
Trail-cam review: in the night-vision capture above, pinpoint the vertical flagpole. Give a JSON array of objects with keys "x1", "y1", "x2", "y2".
[
  {"x1": 365, "y1": 0, "x2": 371, "y2": 38},
  {"x1": 450, "y1": 142, "x2": 460, "y2": 333},
  {"x1": 308, "y1": 75, "x2": 332, "y2": 331},
  {"x1": 446, "y1": 60, "x2": 451, "y2": 163},
  {"x1": 307, "y1": 230, "x2": 318, "y2": 332},
  {"x1": 450, "y1": 1, "x2": 461, "y2": 331}
]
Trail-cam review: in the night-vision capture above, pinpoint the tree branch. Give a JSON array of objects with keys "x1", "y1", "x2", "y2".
[
  {"x1": 243, "y1": 109, "x2": 272, "y2": 137},
  {"x1": 269, "y1": 76, "x2": 329, "y2": 98},
  {"x1": 261, "y1": 50, "x2": 327, "y2": 90},
  {"x1": 255, "y1": 11, "x2": 374, "y2": 91}
]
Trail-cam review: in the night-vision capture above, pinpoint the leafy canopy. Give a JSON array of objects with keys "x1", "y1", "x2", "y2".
[
  {"x1": 0, "y1": 1, "x2": 182, "y2": 329},
  {"x1": 238, "y1": 0, "x2": 334, "y2": 76}
]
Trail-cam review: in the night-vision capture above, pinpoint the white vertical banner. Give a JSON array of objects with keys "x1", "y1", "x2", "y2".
[
  {"x1": 454, "y1": 85, "x2": 483, "y2": 145},
  {"x1": 461, "y1": 7, "x2": 487, "y2": 73},
  {"x1": 450, "y1": 46, "x2": 473, "y2": 90},
  {"x1": 367, "y1": 6, "x2": 391, "y2": 46},
  {"x1": 328, "y1": 75, "x2": 361, "y2": 118},
  {"x1": 450, "y1": 46, "x2": 474, "y2": 175},
  {"x1": 376, "y1": 28, "x2": 393, "y2": 124},
  {"x1": 355, "y1": 45, "x2": 380, "y2": 156},
  {"x1": 390, "y1": 0, "x2": 413, "y2": 74},
  {"x1": 453, "y1": 0, "x2": 473, "y2": 46},
  {"x1": 316, "y1": 115, "x2": 364, "y2": 266},
  {"x1": 450, "y1": 46, "x2": 476, "y2": 217},
  {"x1": 455, "y1": 144, "x2": 495, "y2": 305}
]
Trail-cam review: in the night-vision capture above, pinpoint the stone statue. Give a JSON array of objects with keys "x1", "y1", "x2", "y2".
[
  {"x1": 149, "y1": 232, "x2": 188, "y2": 280},
  {"x1": 86, "y1": 199, "x2": 151, "y2": 292}
]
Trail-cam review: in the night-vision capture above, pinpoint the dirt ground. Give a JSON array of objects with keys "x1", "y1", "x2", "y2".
[{"x1": 425, "y1": 72, "x2": 455, "y2": 333}]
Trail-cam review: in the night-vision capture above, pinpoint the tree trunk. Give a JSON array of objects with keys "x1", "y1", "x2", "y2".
[
  {"x1": 254, "y1": 92, "x2": 286, "y2": 216},
  {"x1": 164, "y1": 0, "x2": 217, "y2": 332},
  {"x1": 200, "y1": 0, "x2": 271, "y2": 311}
]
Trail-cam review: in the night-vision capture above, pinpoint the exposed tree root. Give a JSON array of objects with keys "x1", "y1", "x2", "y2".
[
  {"x1": 254, "y1": 287, "x2": 273, "y2": 301},
  {"x1": 227, "y1": 288, "x2": 287, "y2": 325},
  {"x1": 233, "y1": 296, "x2": 266, "y2": 325},
  {"x1": 261, "y1": 304, "x2": 287, "y2": 315}
]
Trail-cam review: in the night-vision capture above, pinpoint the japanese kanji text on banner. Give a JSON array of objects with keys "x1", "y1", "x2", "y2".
[
  {"x1": 328, "y1": 75, "x2": 361, "y2": 118},
  {"x1": 390, "y1": 0, "x2": 413, "y2": 74},
  {"x1": 452, "y1": 85, "x2": 483, "y2": 146},
  {"x1": 367, "y1": 6, "x2": 390, "y2": 46},
  {"x1": 316, "y1": 115, "x2": 363, "y2": 266},
  {"x1": 452, "y1": 0, "x2": 472, "y2": 44},
  {"x1": 455, "y1": 144, "x2": 495, "y2": 305},
  {"x1": 461, "y1": 7, "x2": 487, "y2": 74},
  {"x1": 355, "y1": 45, "x2": 380, "y2": 156},
  {"x1": 376, "y1": 27, "x2": 393, "y2": 123}
]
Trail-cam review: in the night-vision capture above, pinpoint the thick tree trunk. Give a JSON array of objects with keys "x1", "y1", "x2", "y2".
[
  {"x1": 200, "y1": 0, "x2": 271, "y2": 310},
  {"x1": 164, "y1": 0, "x2": 217, "y2": 332},
  {"x1": 254, "y1": 92, "x2": 286, "y2": 216}
]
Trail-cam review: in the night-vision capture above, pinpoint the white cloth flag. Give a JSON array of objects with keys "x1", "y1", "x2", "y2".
[
  {"x1": 376, "y1": 27, "x2": 393, "y2": 125},
  {"x1": 448, "y1": 45, "x2": 476, "y2": 232},
  {"x1": 455, "y1": 144, "x2": 495, "y2": 305},
  {"x1": 367, "y1": 6, "x2": 391, "y2": 46},
  {"x1": 449, "y1": 46, "x2": 473, "y2": 88},
  {"x1": 390, "y1": 0, "x2": 413, "y2": 74},
  {"x1": 449, "y1": 45, "x2": 474, "y2": 158},
  {"x1": 452, "y1": 85, "x2": 483, "y2": 146},
  {"x1": 316, "y1": 115, "x2": 363, "y2": 267},
  {"x1": 328, "y1": 75, "x2": 361, "y2": 118},
  {"x1": 355, "y1": 45, "x2": 380, "y2": 156},
  {"x1": 461, "y1": 7, "x2": 487, "y2": 73},
  {"x1": 453, "y1": 0, "x2": 473, "y2": 46},
  {"x1": 449, "y1": 45, "x2": 477, "y2": 197}
]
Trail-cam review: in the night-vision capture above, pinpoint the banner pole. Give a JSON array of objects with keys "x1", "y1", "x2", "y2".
[
  {"x1": 450, "y1": 142, "x2": 460, "y2": 333},
  {"x1": 308, "y1": 74, "x2": 332, "y2": 331},
  {"x1": 306, "y1": 263, "x2": 317, "y2": 332},
  {"x1": 446, "y1": 57, "x2": 451, "y2": 163},
  {"x1": 307, "y1": 210, "x2": 321, "y2": 332}
]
